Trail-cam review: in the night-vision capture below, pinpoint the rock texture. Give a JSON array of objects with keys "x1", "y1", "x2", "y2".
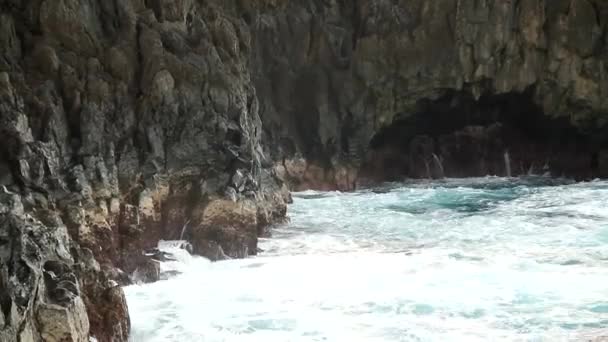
[
  {"x1": 0, "y1": 1, "x2": 290, "y2": 340},
  {"x1": 0, "y1": 189, "x2": 92, "y2": 342},
  {"x1": 251, "y1": 0, "x2": 608, "y2": 187},
  {"x1": 0, "y1": 0, "x2": 607, "y2": 340}
]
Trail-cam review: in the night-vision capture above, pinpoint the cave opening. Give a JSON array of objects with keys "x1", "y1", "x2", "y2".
[{"x1": 363, "y1": 88, "x2": 604, "y2": 181}]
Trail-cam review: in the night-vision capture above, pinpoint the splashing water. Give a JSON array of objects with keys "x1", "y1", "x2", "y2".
[
  {"x1": 125, "y1": 177, "x2": 608, "y2": 341},
  {"x1": 432, "y1": 154, "x2": 445, "y2": 179},
  {"x1": 179, "y1": 220, "x2": 190, "y2": 241},
  {"x1": 504, "y1": 151, "x2": 512, "y2": 177}
]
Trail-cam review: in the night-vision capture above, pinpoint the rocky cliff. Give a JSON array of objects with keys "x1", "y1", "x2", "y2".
[
  {"x1": 0, "y1": 0, "x2": 607, "y2": 341},
  {"x1": 252, "y1": 0, "x2": 608, "y2": 187}
]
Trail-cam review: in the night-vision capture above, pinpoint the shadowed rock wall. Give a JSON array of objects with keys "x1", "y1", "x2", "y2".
[{"x1": 253, "y1": 0, "x2": 608, "y2": 188}]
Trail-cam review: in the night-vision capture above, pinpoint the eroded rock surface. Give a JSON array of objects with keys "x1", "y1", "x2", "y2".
[
  {"x1": 1, "y1": 1, "x2": 290, "y2": 340},
  {"x1": 0, "y1": 0, "x2": 607, "y2": 340},
  {"x1": 251, "y1": 0, "x2": 608, "y2": 187},
  {"x1": 0, "y1": 189, "x2": 92, "y2": 342}
]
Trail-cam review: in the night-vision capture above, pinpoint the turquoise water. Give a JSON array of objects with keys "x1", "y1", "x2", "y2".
[{"x1": 125, "y1": 177, "x2": 608, "y2": 341}]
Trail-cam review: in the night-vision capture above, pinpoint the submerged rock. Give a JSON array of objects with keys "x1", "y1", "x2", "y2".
[{"x1": 131, "y1": 258, "x2": 161, "y2": 284}]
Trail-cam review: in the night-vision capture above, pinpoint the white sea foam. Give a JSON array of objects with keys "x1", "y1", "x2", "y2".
[{"x1": 125, "y1": 178, "x2": 608, "y2": 341}]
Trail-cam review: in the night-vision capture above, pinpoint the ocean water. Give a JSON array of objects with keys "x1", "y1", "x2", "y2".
[{"x1": 124, "y1": 177, "x2": 608, "y2": 341}]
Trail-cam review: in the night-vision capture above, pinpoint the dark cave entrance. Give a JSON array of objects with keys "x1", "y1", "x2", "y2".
[{"x1": 362, "y1": 88, "x2": 604, "y2": 181}]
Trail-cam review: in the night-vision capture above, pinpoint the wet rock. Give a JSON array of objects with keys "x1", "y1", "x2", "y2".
[
  {"x1": 195, "y1": 240, "x2": 230, "y2": 261},
  {"x1": 167, "y1": 240, "x2": 194, "y2": 254},
  {"x1": 131, "y1": 257, "x2": 161, "y2": 284},
  {"x1": 1, "y1": 1, "x2": 607, "y2": 340},
  {"x1": 160, "y1": 270, "x2": 181, "y2": 280},
  {"x1": 145, "y1": 248, "x2": 175, "y2": 262},
  {"x1": 191, "y1": 199, "x2": 258, "y2": 260},
  {"x1": 79, "y1": 265, "x2": 130, "y2": 342}
]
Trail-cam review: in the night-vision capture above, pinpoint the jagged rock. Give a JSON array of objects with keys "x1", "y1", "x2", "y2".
[
  {"x1": 78, "y1": 262, "x2": 129, "y2": 342},
  {"x1": 36, "y1": 298, "x2": 89, "y2": 342},
  {"x1": 0, "y1": 192, "x2": 90, "y2": 342},
  {"x1": 231, "y1": 169, "x2": 246, "y2": 192},
  {"x1": 0, "y1": 1, "x2": 607, "y2": 341}
]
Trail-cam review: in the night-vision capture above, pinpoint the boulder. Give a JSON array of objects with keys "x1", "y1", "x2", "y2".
[{"x1": 191, "y1": 199, "x2": 259, "y2": 260}]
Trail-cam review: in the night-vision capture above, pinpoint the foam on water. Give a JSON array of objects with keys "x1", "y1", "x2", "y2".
[
  {"x1": 155, "y1": 240, "x2": 196, "y2": 274},
  {"x1": 125, "y1": 177, "x2": 608, "y2": 341}
]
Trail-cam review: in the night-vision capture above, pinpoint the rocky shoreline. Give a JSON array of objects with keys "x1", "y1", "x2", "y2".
[{"x1": 1, "y1": 0, "x2": 607, "y2": 341}]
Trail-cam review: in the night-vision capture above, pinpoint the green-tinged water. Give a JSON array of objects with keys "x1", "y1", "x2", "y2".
[{"x1": 125, "y1": 177, "x2": 608, "y2": 341}]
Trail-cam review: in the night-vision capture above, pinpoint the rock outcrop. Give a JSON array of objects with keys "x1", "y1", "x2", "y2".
[
  {"x1": 0, "y1": 0, "x2": 290, "y2": 340},
  {"x1": 0, "y1": 189, "x2": 93, "y2": 342},
  {"x1": 251, "y1": 0, "x2": 608, "y2": 188},
  {"x1": 0, "y1": 0, "x2": 607, "y2": 340}
]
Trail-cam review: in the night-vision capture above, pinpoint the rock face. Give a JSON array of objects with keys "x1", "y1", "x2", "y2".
[
  {"x1": 0, "y1": 0, "x2": 607, "y2": 340},
  {"x1": 0, "y1": 189, "x2": 92, "y2": 342},
  {"x1": 251, "y1": 0, "x2": 608, "y2": 187},
  {"x1": 0, "y1": 1, "x2": 290, "y2": 340}
]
